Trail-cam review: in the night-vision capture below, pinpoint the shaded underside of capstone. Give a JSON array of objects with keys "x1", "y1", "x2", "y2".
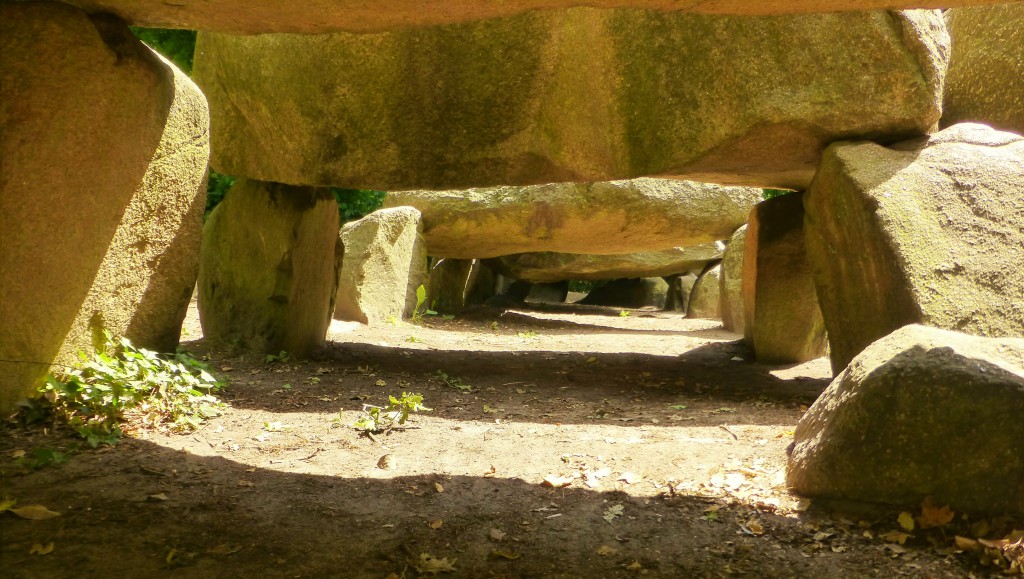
[
  {"x1": 493, "y1": 243, "x2": 724, "y2": 283},
  {"x1": 66, "y1": 0, "x2": 1011, "y2": 34},
  {"x1": 194, "y1": 9, "x2": 946, "y2": 191}
]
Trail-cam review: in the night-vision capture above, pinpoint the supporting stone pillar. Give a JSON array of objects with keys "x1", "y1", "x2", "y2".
[
  {"x1": 742, "y1": 193, "x2": 827, "y2": 363},
  {"x1": 687, "y1": 263, "x2": 722, "y2": 319},
  {"x1": 0, "y1": 3, "x2": 209, "y2": 412},
  {"x1": 719, "y1": 225, "x2": 747, "y2": 333},
  {"x1": 427, "y1": 258, "x2": 475, "y2": 314},
  {"x1": 198, "y1": 179, "x2": 338, "y2": 357}
]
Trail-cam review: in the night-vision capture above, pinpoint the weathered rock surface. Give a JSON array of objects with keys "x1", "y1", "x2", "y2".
[
  {"x1": 494, "y1": 243, "x2": 724, "y2": 284},
  {"x1": 198, "y1": 180, "x2": 338, "y2": 357},
  {"x1": 720, "y1": 226, "x2": 747, "y2": 333},
  {"x1": 665, "y1": 274, "x2": 699, "y2": 312},
  {"x1": 805, "y1": 123, "x2": 1024, "y2": 373},
  {"x1": 0, "y1": 3, "x2": 209, "y2": 411},
  {"x1": 428, "y1": 258, "x2": 475, "y2": 314},
  {"x1": 525, "y1": 282, "x2": 570, "y2": 304},
  {"x1": 942, "y1": 4, "x2": 1024, "y2": 135},
  {"x1": 383, "y1": 180, "x2": 758, "y2": 258},
  {"x1": 788, "y1": 324, "x2": 1024, "y2": 516},
  {"x1": 743, "y1": 193, "x2": 828, "y2": 364},
  {"x1": 67, "y1": 0, "x2": 1002, "y2": 34},
  {"x1": 195, "y1": 10, "x2": 946, "y2": 191},
  {"x1": 579, "y1": 278, "x2": 670, "y2": 309},
  {"x1": 687, "y1": 264, "x2": 723, "y2": 319},
  {"x1": 334, "y1": 207, "x2": 427, "y2": 325}
]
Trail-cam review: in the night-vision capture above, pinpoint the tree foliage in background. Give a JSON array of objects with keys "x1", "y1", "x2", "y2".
[
  {"x1": 130, "y1": 28, "x2": 196, "y2": 74},
  {"x1": 333, "y1": 188, "x2": 388, "y2": 223},
  {"x1": 762, "y1": 189, "x2": 794, "y2": 200}
]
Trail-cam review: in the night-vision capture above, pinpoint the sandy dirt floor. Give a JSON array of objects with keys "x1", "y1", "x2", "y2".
[{"x1": 1, "y1": 300, "x2": 1018, "y2": 577}]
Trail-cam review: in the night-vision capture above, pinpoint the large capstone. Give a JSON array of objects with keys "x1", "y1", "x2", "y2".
[
  {"x1": 383, "y1": 180, "x2": 758, "y2": 258},
  {"x1": 743, "y1": 193, "x2": 828, "y2": 364},
  {"x1": 805, "y1": 123, "x2": 1024, "y2": 373},
  {"x1": 0, "y1": 3, "x2": 209, "y2": 412},
  {"x1": 64, "y1": 0, "x2": 1004, "y2": 34},
  {"x1": 194, "y1": 10, "x2": 946, "y2": 191},
  {"x1": 942, "y1": 4, "x2": 1024, "y2": 135},
  {"x1": 334, "y1": 207, "x2": 428, "y2": 325},
  {"x1": 492, "y1": 243, "x2": 723, "y2": 284},
  {"x1": 198, "y1": 179, "x2": 339, "y2": 357},
  {"x1": 788, "y1": 324, "x2": 1024, "y2": 517}
]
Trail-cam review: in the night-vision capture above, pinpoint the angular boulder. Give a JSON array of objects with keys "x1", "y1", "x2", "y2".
[
  {"x1": 743, "y1": 193, "x2": 828, "y2": 364},
  {"x1": 334, "y1": 207, "x2": 427, "y2": 325},
  {"x1": 687, "y1": 264, "x2": 722, "y2": 319},
  {"x1": 493, "y1": 242, "x2": 723, "y2": 284},
  {"x1": 0, "y1": 3, "x2": 209, "y2": 412},
  {"x1": 66, "y1": 0, "x2": 1002, "y2": 34},
  {"x1": 579, "y1": 278, "x2": 669, "y2": 309},
  {"x1": 664, "y1": 273, "x2": 699, "y2": 312},
  {"x1": 198, "y1": 179, "x2": 339, "y2": 357},
  {"x1": 942, "y1": 4, "x2": 1024, "y2": 135},
  {"x1": 805, "y1": 123, "x2": 1024, "y2": 373},
  {"x1": 525, "y1": 282, "x2": 570, "y2": 305},
  {"x1": 720, "y1": 225, "x2": 747, "y2": 333},
  {"x1": 194, "y1": 10, "x2": 945, "y2": 191},
  {"x1": 383, "y1": 180, "x2": 758, "y2": 258},
  {"x1": 788, "y1": 324, "x2": 1024, "y2": 516}
]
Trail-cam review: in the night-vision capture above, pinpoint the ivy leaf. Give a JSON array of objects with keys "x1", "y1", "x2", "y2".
[
  {"x1": 11, "y1": 505, "x2": 61, "y2": 520},
  {"x1": 414, "y1": 553, "x2": 457, "y2": 574}
]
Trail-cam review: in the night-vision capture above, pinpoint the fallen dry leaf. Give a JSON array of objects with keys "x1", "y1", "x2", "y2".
[
  {"x1": 30, "y1": 542, "x2": 54, "y2": 555},
  {"x1": 11, "y1": 505, "x2": 60, "y2": 520},
  {"x1": 745, "y1": 518, "x2": 765, "y2": 536},
  {"x1": 148, "y1": 493, "x2": 168, "y2": 501},
  {"x1": 206, "y1": 544, "x2": 243, "y2": 556},
  {"x1": 626, "y1": 561, "x2": 644, "y2": 571},
  {"x1": 879, "y1": 531, "x2": 912, "y2": 545},
  {"x1": 897, "y1": 511, "x2": 915, "y2": 532},
  {"x1": 917, "y1": 497, "x2": 955, "y2": 529},
  {"x1": 597, "y1": 545, "x2": 618, "y2": 556},
  {"x1": 490, "y1": 550, "x2": 521, "y2": 560},
  {"x1": 489, "y1": 528, "x2": 507, "y2": 541},
  {"x1": 618, "y1": 472, "x2": 641, "y2": 484},
  {"x1": 414, "y1": 553, "x2": 457, "y2": 574},
  {"x1": 429, "y1": 519, "x2": 443, "y2": 529},
  {"x1": 603, "y1": 504, "x2": 625, "y2": 523},
  {"x1": 434, "y1": 482, "x2": 444, "y2": 493},
  {"x1": 542, "y1": 474, "x2": 573, "y2": 488},
  {"x1": 9, "y1": 449, "x2": 26, "y2": 459}
]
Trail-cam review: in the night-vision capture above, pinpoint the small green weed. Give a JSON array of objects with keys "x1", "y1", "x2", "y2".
[
  {"x1": 436, "y1": 370, "x2": 472, "y2": 392},
  {"x1": 411, "y1": 285, "x2": 437, "y2": 323},
  {"x1": 353, "y1": 392, "x2": 431, "y2": 433},
  {"x1": 15, "y1": 447, "x2": 76, "y2": 470},
  {"x1": 41, "y1": 331, "x2": 225, "y2": 446},
  {"x1": 517, "y1": 330, "x2": 538, "y2": 339},
  {"x1": 265, "y1": 351, "x2": 290, "y2": 364},
  {"x1": 619, "y1": 310, "x2": 631, "y2": 318},
  {"x1": 406, "y1": 336, "x2": 423, "y2": 343}
]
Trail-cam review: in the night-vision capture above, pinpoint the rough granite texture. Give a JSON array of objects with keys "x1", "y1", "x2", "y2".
[
  {"x1": 383, "y1": 180, "x2": 759, "y2": 258},
  {"x1": 493, "y1": 243, "x2": 724, "y2": 284},
  {"x1": 942, "y1": 4, "x2": 1024, "y2": 135},
  {"x1": 0, "y1": 3, "x2": 209, "y2": 412},
  {"x1": 743, "y1": 193, "x2": 828, "y2": 364},
  {"x1": 788, "y1": 324, "x2": 1024, "y2": 516},
  {"x1": 720, "y1": 226, "x2": 748, "y2": 334},
  {"x1": 67, "y1": 0, "x2": 1004, "y2": 34},
  {"x1": 198, "y1": 180, "x2": 339, "y2": 357},
  {"x1": 805, "y1": 123, "x2": 1024, "y2": 373},
  {"x1": 334, "y1": 207, "x2": 428, "y2": 325},
  {"x1": 194, "y1": 9, "x2": 947, "y2": 190},
  {"x1": 687, "y1": 264, "x2": 723, "y2": 320}
]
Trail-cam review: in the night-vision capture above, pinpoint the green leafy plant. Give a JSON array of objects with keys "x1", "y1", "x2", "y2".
[
  {"x1": 265, "y1": 351, "x2": 290, "y2": 364},
  {"x1": 436, "y1": 370, "x2": 472, "y2": 392},
  {"x1": 619, "y1": 310, "x2": 631, "y2": 318},
  {"x1": 332, "y1": 188, "x2": 387, "y2": 223},
  {"x1": 41, "y1": 332, "x2": 225, "y2": 446},
  {"x1": 762, "y1": 188, "x2": 794, "y2": 200},
  {"x1": 353, "y1": 392, "x2": 430, "y2": 433},
  {"x1": 15, "y1": 447, "x2": 76, "y2": 470},
  {"x1": 517, "y1": 330, "x2": 538, "y2": 339},
  {"x1": 412, "y1": 285, "x2": 438, "y2": 322}
]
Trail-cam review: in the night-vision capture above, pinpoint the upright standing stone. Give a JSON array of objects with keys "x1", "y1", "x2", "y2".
[
  {"x1": 720, "y1": 225, "x2": 748, "y2": 333},
  {"x1": 664, "y1": 273, "x2": 699, "y2": 312},
  {"x1": 198, "y1": 179, "x2": 338, "y2": 356},
  {"x1": 743, "y1": 194, "x2": 828, "y2": 363},
  {"x1": 334, "y1": 207, "x2": 427, "y2": 325},
  {"x1": 194, "y1": 9, "x2": 946, "y2": 191},
  {"x1": 687, "y1": 264, "x2": 723, "y2": 319},
  {"x1": 805, "y1": 123, "x2": 1024, "y2": 373},
  {"x1": 428, "y1": 258, "x2": 475, "y2": 314},
  {"x1": 0, "y1": 3, "x2": 209, "y2": 412},
  {"x1": 579, "y1": 278, "x2": 670, "y2": 309},
  {"x1": 942, "y1": 4, "x2": 1024, "y2": 134}
]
